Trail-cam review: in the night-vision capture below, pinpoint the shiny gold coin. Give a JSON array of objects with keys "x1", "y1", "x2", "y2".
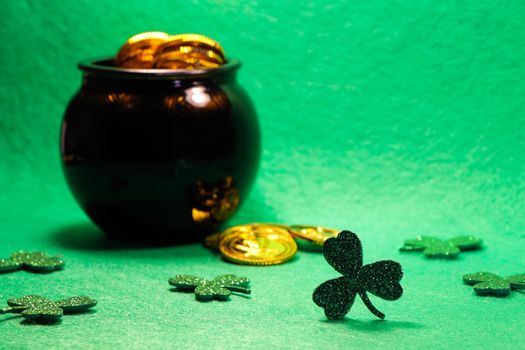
[
  {"x1": 218, "y1": 224, "x2": 297, "y2": 266},
  {"x1": 156, "y1": 43, "x2": 225, "y2": 64},
  {"x1": 164, "y1": 33, "x2": 225, "y2": 57},
  {"x1": 116, "y1": 32, "x2": 225, "y2": 70},
  {"x1": 288, "y1": 225, "x2": 340, "y2": 246},
  {"x1": 153, "y1": 51, "x2": 221, "y2": 70},
  {"x1": 158, "y1": 48, "x2": 224, "y2": 65},
  {"x1": 153, "y1": 34, "x2": 225, "y2": 69},
  {"x1": 116, "y1": 31, "x2": 170, "y2": 68}
]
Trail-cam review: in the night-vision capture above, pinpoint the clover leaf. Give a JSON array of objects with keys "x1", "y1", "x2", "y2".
[
  {"x1": 313, "y1": 230, "x2": 403, "y2": 320},
  {"x1": 0, "y1": 251, "x2": 64, "y2": 273},
  {"x1": 463, "y1": 272, "x2": 525, "y2": 297},
  {"x1": 169, "y1": 274, "x2": 251, "y2": 301},
  {"x1": 0, "y1": 295, "x2": 97, "y2": 323},
  {"x1": 400, "y1": 236, "x2": 482, "y2": 259}
]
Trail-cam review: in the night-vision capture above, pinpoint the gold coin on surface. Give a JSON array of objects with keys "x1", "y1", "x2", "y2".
[
  {"x1": 116, "y1": 31, "x2": 171, "y2": 68},
  {"x1": 288, "y1": 225, "x2": 340, "y2": 246},
  {"x1": 218, "y1": 224, "x2": 297, "y2": 266}
]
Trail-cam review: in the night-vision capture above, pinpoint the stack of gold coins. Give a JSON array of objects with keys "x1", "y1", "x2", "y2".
[
  {"x1": 205, "y1": 223, "x2": 340, "y2": 266},
  {"x1": 115, "y1": 32, "x2": 225, "y2": 70}
]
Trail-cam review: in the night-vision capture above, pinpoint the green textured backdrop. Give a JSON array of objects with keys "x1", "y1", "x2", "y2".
[{"x1": 1, "y1": 1, "x2": 524, "y2": 349}]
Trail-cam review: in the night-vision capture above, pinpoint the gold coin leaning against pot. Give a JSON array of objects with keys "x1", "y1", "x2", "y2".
[
  {"x1": 218, "y1": 224, "x2": 297, "y2": 266},
  {"x1": 288, "y1": 225, "x2": 340, "y2": 246},
  {"x1": 116, "y1": 31, "x2": 171, "y2": 68}
]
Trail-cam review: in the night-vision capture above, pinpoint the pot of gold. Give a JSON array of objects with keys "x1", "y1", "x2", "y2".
[{"x1": 61, "y1": 32, "x2": 260, "y2": 243}]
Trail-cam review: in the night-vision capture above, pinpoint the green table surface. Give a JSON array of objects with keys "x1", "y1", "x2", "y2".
[{"x1": 1, "y1": 1, "x2": 525, "y2": 349}]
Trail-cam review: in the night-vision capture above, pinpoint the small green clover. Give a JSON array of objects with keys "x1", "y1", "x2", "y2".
[
  {"x1": 463, "y1": 272, "x2": 525, "y2": 297},
  {"x1": 0, "y1": 251, "x2": 65, "y2": 273},
  {"x1": 313, "y1": 231, "x2": 403, "y2": 320},
  {"x1": 0, "y1": 295, "x2": 97, "y2": 323},
  {"x1": 399, "y1": 236, "x2": 482, "y2": 259},
  {"x1": 169, "y1": 274, "x2": 251, "y2": 301}
]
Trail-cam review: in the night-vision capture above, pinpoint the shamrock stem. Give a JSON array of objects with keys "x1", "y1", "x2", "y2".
[
  {"x1": 0, "y1": 306, "x2": 26, "y2": 314},
  {"x1": 359, "y1": 291, "x2": 385, "y2": 320},
  {"x1": 225, "y1": 285, "x2": 251, "y2": 294}
]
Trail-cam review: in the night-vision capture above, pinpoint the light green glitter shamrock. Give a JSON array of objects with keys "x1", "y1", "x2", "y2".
[
  {"x1": 169, "y1": 274, "x2": 251, "y2": 301},
  {"x1": 399, "y1": 236, "x2": 482, "y2": 259},
  {"x1": 463, "y1": 272, "x2": 525, "y2": 297},
  {"x1": 0, "y1": 251, "x2": 64, "y2": 273},
  {"x1": 0, "y1": 295, "x2": 97, "y2": 323}
]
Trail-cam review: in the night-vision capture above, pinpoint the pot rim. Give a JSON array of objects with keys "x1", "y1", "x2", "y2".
[{"x1": 78, "y1": 57, "x2": 241, "y2": 80}]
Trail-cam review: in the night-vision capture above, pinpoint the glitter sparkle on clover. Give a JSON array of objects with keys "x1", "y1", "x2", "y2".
[
  {"x1": 169, "y1": 274, "x2": 251, "y2": 301},
  {"x1": 463, "y1": 272, "x2": 525, "y2": 297},
  {"x1": 313, "y1": 230, "x2": 403, "y2": 320},
  {"x1": 399, "y1": 236, "x2": 482, "y2": 259},
  {"x1": 0, "y1": 251, "x2": 65, "y2": 273},
  {"x1": 0, "y1": 295, "x2": 97, "y2": 323}
]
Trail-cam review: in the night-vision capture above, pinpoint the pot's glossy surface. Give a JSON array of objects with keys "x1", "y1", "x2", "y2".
[{"x1": 61, "y1": 58, "x2": 260, "y2": 243}]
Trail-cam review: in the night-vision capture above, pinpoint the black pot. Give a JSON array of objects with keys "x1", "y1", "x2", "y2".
[{"x1": 61, "y1": 58, "x2": 260, "y2": 243}]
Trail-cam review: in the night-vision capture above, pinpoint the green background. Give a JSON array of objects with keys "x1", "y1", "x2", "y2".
[{"x1": 1, "y1": 0, "x2": 524, "y2": 348}]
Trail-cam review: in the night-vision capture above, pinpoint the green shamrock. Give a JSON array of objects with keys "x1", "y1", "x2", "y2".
[
  {"x1": 0, "y1": 251, "x2": 65, "y2": 273},
  {"x1": 313, "y1": 231, "x2": 403, "y2": 320},
  {"x1": 399, "y1": 236, "x2": 482, "y2": 259},
  {"x1": 463, "y1": 272, "x2": 525, "y2": 297},
  {"x1": 169, "y1": 274, "x2": 251, "y2": 301},
  {"x1": 0, "y1": 295, "x2": 97, "y2": 323}
]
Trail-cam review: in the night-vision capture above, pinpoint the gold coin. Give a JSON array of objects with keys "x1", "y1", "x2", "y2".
[
  {"x1": 156, "y1": 43, "x2": 225, "y2": 64},
  {"x1": 288, "y1": 225, "x2": 340, "y2": 246},
  {"x1": 218, "y1": 224, "x2": 297, "y2": 266},
  {"x1": 116, "y1": 32, "x2": 225, "y2": 70},
  {"x1": 153, "y1": 34, "x2": 225, "y2": 69},
  {"x1": 153, "y1": 51, "x2": 221, "y2": 69},
  {"x1": 164, "y1": 33, "x2": 225, "y2": 58},
  {"x1": 116, "y1": 31, "x2": 170, "y2": 68}
]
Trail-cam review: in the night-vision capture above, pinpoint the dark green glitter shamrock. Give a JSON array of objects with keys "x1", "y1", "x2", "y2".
[
  {"x1": 169, "y1": 274, "x2": 250, "y2": 301},
  {"x1": 0, "y1": 295, "x2": 97, "y2": 323},
  {"x1": 0, "y1": 251, "x2": 64, "y2": 273},
  {"x1": 463, "y1": 272, "x2": 525, "y2": 297},
  {"x1": 313, "y1": 230, "x2": 403, "y2": 320},
  {"x1": 399, "y1": 236, "x2": 482, "y2": 259}
]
